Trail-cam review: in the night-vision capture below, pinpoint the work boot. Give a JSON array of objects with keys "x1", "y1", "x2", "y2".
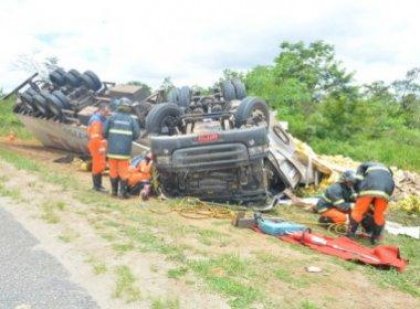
[
  {"x1": 110, "y1": 178, "x2": 119, "y2": 197},
  {"x1": 346, "y1": 217, "x2": 359, "y2": 238},
  {"x1": 119, "y1": 180, "x2": 130, "y2": 199},
  {"x1": 92, "y1": 174, "x2": 108, "y2": 193},
  {"x1": 370, "y1": 224, "x2": 384, "y2": 245}
]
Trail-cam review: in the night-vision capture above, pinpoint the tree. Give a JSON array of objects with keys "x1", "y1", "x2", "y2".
[
  {"x1": 127, "y1": 81, "x2": 152, "y2": 96},
  {"x1": 392, "y1": 68, "x2": 420, "y2": 128},
  {"x1": 273, "y1": 41, "x2": 356, "y2": 101}
]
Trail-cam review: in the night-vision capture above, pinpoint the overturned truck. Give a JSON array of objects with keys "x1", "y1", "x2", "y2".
[{"x1": 6, "y1": 70, "x2": 328, "y2": 206}]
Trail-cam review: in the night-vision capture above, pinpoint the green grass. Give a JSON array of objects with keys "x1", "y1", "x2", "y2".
[
  {"x1": 0, "y1": 97, "x2": 32, "y2": 139},
  {"x1": 151, "y1": 297, "x2": 180, "y2": 309},
  {"x1": 58, "y1": 230, "x2": 79, "y2": 243},
  {"x1": 167, "y1": 267, "x2": 188, "y2": 279},
  {"x1": 190, "y1": 254, "x2": 261, "y2": 308},
  {"x1": 113, "y1": 265, "x2": 141, "y2": 303},
  {"x1": 40, "y1": 200, "x2": 65, "y2": 224},
  {"x1": 311, "y1": 129, "x2": 420, "y2": 171},
  {"x1": 299, "y1": 299, "x2": 320, "y2": 309},
  {"x1": 366, "y1": 234, "x2": 420, "y2": 297},
  {"x1": 0, "y1": 181, "x2": 22, "y2": 200}
]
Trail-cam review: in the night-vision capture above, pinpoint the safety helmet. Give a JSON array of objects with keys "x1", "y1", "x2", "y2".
[
  {"x1": 339, "y1": 170, "x2": 357, "y2": 183},
  {"x1": 117, "y1": 97, "x2": 132, "y2": 112}
]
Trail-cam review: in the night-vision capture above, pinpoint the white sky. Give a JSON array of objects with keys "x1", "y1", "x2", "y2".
[{"x1": 0, "y1": 0, "x2": 419, "y2": 92}]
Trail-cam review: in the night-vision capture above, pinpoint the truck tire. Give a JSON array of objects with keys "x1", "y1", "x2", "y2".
[
  {"x1": 54, "y1": 68, "x2": 67, "y2": 77},
  {"x1": 146, "y1": 103, "x2": 181, "y2": 136},
  {"x1": 221, "y1": 81, "x2": 236, "y2": 101},
  {"x1": 80, "y1": 73, "x2": 97, "y2": 91},
  {"x1": 32, "y1": 94, "x2": 49, "y2": 116},
  {"x1": 232, "y1": 79, "x2": 246, "y2": 100},
  {"x1": 46, "y1": 94, "x2": 64, "y2": 120},
  {"x1": 235, "y1": 97, "x2": 270, "y2": 128},
  {"x1": 178, "y1": 86, "x2": 191, "y2": 108},
  {"x1": 52, "y1": 90, "x2": 72, "y2": 109},
  {"x1": 167, "y1": 88, "x2": 180, "y2": 104},
  {"x1": 24, "y1": 87, "x2": 38, "y2": 96},
  {"x1": 65, "y1": 72, "x2": 81, "y2": 87},
  {"x1": 20, "y1": 93, "x2": 35, "y2": 113},
  {"x1": 84, "y1": 70, "x2": 102, "y2": 91},
  {"x1": 49, "y1": 71, "x2": 66, "y2": 87}
]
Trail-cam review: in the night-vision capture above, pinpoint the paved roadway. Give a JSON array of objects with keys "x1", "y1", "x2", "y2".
[{"x1": 0, "y1": 202, "x2": 97, "y2": 309}]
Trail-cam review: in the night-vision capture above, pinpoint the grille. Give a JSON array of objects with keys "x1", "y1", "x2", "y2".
[{"x1": 172, "y1": 143, "x2": 248, "y2": 168}]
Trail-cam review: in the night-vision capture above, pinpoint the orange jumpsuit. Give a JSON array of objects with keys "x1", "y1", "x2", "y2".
[
  {"x1": 87, "y1": 117, "x2": 107, "y2": 175},
  {"x1": 128, "y1": 160, "x2": 153, "y2": 188}
]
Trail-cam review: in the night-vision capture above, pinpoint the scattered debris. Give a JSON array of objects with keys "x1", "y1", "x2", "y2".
[
  {"x1": 385, "y1": 221, "x2": 420, "y2": 239},
  {"x1": 305, "y1": 266, "x2": 323, "y2": 273}
]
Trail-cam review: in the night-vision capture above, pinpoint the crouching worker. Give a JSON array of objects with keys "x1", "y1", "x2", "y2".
[
  {"x1": 315, "y1": 170, "x2": 358, "y2": 226},
  {"x1": 87, "y1": 103, "x2": 110, "y2": 192},
  {"x1": 348, "y1": 162, "x2": 395, "y2": 244},
  {"x1": 127, "y1": 152, "x2": 154, "y2": 200},
  {"x1": 104, "y1": 98, "x2": 140, "y2": 199}
]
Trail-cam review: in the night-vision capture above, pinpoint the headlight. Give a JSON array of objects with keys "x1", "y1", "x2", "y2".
[
  {"x1": 156, "y1": 155, "x2": 171, "y2": 164},
  {"x1": 248, "y1": 146, "x2": 266, "y2": 156}
]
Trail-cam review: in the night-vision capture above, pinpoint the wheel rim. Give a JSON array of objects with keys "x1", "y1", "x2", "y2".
[
  {"x1": 160, "y1": 115, "x2": 179, "y2": 135},
  {"x1": 249, "y1": 107, "x2": 268, "y2": 127}
]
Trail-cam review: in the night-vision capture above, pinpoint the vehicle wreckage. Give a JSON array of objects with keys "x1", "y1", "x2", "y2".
[{"x1": 5, "y1": 68, "x2": 330, "y2": 207}]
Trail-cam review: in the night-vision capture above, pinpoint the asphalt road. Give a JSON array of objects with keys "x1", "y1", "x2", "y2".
[{"x1": 0, "y1": 204, "x2": 97, "y2": 309}]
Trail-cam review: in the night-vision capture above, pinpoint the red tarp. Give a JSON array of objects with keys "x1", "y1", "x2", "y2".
[{"x1": 253, "y1": 227, "x2": 408, "y2": 271}]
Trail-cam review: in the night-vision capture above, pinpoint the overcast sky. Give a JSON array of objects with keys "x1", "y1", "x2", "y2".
[{"x1": 0, "y1": 0, "x2": 419, "y2": 92}]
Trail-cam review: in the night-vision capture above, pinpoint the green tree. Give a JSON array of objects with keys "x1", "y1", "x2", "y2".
[{"x1": 127, "y1": 81, "x2": 152, "y2": 96}]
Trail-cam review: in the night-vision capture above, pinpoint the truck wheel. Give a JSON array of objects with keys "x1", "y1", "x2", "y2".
[
  {"x1": 54, "y1": 68, "x2": 67, "y2": 77},
  {"x1": 65, "y1": 72, "x2": 81, "y2": 87},
  {"x1": 32, "y1": 94, "x2": 49, "y2": 117},
  {"x1": 235, "y1": 97, "x2": 270, "y2": 128},
  {"x1": 46, "y1": 94, "x2": 64, "y2": 120},
  {"x1": 84, "y1": 70, "x2": 102, "y2": 90},
  {"x1": 178, "y1": 86, "x2": 191, "y2": 108},
  {"x1": 49, "y1": 71, "x2": 66, "y2": 87},
  {"x1": 52, "y1": 90, "x2": 72, "y2": 109},
  {"x1": 146, "y1": 103, "x2": 181, "y2": 136},
  {"x1": 20, "y1": 93, "x2": 35, "y2": 113},
  {"x1": 221, "y1": 81, "x2": 236, "y2": 101},
  {"x1": 232, "y1": 79, "x2": 246, "y2": 100},
  {"x1": 80, "y1": 73, "x2": 97, "y2": 91},
  {"x1": 167, "y1": 87, "x2": 180, "y2": 104}
]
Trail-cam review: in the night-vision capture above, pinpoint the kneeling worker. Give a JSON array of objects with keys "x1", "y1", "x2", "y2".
[
  {"x1": 127, "y1": 152, "x2": 154, "y2": 200},
  {"x1": 315, "y1": 170, "x2": 357, "y2": 225}
]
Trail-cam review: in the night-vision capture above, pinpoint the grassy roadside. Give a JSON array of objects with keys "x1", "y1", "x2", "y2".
[
  {"x1": 0, "y1": 146, "x2": 419, "y2": 308},
  {"x1": 0, "y1": 97, "x2": 32, "y2": 139}
]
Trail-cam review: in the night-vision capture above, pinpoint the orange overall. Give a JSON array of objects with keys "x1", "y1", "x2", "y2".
[
  {"x1": 87, "y1": 119, "x2": 107, "y2": 175},
  {"x1": 128, "y1": 160, "x2": 153, "y2": 188},
  {"x1": 321, "y1": 208, "x2": 348, "y2": 224},
  {"x1": 352, "y1": 196, "x2": 388, "y2": 226}
]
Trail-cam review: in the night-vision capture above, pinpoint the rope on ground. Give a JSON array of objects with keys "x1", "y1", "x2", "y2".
[
  {"x1": 147, "y1": 197, "x2": 349, "y2": 234},
  {"x1": 147, "y1": 197, "x2": 237, "y2": 220}
]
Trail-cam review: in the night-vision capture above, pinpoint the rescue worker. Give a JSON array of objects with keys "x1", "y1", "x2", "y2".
[
  {"x1": 348, "y1": 162, "x2": 395, "y2": 244},
  {"x1": 315, "y1": 170, "x2": 358, "y2": 225},
  {"x1": 87, "y1": 103, "x2": 110, "y2": 192},
  {"x1": 104, "y1": 98, "x2": 140, "y2": 198},
  {"x1": 127, "y1": 152, "x2": 154, "y2": 200}
]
